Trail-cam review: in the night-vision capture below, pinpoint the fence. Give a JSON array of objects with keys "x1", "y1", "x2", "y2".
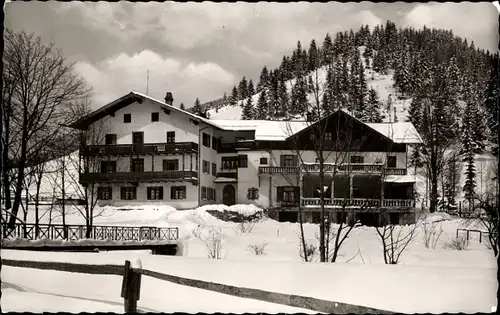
[
  {"x1": 456, "y1": 228, "x2": 492, "y2": 243},
  {"x1": 2, "y1": 258, "x2": 392, "y2": 314},
  {"x1": 1, "y1": 223, "x2": 179, "y2": 242}
]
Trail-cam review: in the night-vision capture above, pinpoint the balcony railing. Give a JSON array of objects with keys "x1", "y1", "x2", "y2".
[
  {"x1": 218, "y1": 141, "x2": 257, "y2": 153},
  {"x1": 277, "y1": 201, "x2": 300, "y2": 208},
  {"x1": 300, "y1": 198, "x2": 415, "y2": 209},
  {"x1": 79, "y1": 170, "x2": 198, "y2": 184},
  {"x1": 259, "y1": 166, "x2": 299, "y2": 175},
  {"x1": 81, "y1": 142, "x2": 198, "y2": 156},
  {"x1": 384, "y1": 168, "x2": 408, "y2": 176}
]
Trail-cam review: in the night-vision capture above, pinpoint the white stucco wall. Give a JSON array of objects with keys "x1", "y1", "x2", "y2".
[
  {"x1": 95, "y1": 182, "x2": 198, "y2": 209},
  {"x1": 86, "y1": 99, "x2": 199, "y2": 146}
]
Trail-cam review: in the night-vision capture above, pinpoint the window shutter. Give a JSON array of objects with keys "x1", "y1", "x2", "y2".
[
  {"x1": 159, "y1": 187, "x2": 164, "y2": 200},
  {"x1": 294, "y1": 187, "x2": 300, "y2": 202},
  {"x1": 292, "y1": 155, "x2": 298, "y2": 167},
  {"x1": 147, "y1": 187, "x2": 151, "y2": 200},
  {"x1": 280, "y1": 155, "x2": 285, "y2": 167},
  {"x1": 277, "y1": 187, "x2": 284, "y2": 202},
  {"x1": 109, "y1": 187, "x2": 112, "y2": 199},
  {"x1": 120, "y1": 187, "x2": 125, "y2": 200}
]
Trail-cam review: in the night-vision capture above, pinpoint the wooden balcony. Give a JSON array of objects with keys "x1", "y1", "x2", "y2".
[
  {"x1": 302, "y1": 163, "x2": 384, "y2": 174},
  {"x1": 277, "y1": 201, "x2": 300, "y2": 208},
  {"x1": 218, "y1": 141, "x2": 257, "y2": 153},
  {"x1": 259, "y1": 166, "x2": 299, "y2": 175},
  {"x1": 384, "y1": 168, "x2": 408, "y2": 176},
  {"x1": 300, "y1": 198, "x2": 415, "y2": 209},
  {"x1": 79, "y1": 170, "x2": 198, "y2": 184},
  {"x1": 81, "y1": 142, "x2": 198, "y2": 157}
]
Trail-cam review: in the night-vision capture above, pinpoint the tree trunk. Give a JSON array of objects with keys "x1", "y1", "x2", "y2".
[
  {"x1": 319, "y1": 158, "x2": 326, "y2": 262},
  {"x1": 8, "y1": 118, "x2": 29, "y2": 229},
  {"x1": 61, "y1": 156, "x2": 67, "y2": 239},
  {"x1": 2, "y1": 102, "x2": 12, "y2": 211}
]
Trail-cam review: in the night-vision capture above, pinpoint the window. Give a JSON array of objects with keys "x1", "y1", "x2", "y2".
[
  {"x1": 207, "y1": 187, "x2": 215, "y2": 201},
  {"x1": 221, "y1": 156, "x2": 238, "y2": 170},
  {"x1": 120, "y1": 187, "x2": 136, "y2": 200},
  {"x1": 105, "y1": 134, "x2": 117, "y2": 145},
  {"x1": 100, "y1": 161, "x2": 116, "y2": 173},
  {"x1": 97, "y1": 187, "x2": 112, "y2": 200},
  {"x1": 280, "y1": 155, "x2": 297, "y2": 167},
  {"x1": 325, "y1": 132, "x2": 333, "y2": 141},
  {"x1": 238, "y1": 155, "x2": 248, "y2": 168},
  {"x1": 132, "y1": 132, "x2": 144, "y2": 145},
  {"x1": 151, "y1": 112, "x2": 159, "y2": 122},
  {"x1": 247, "y1": 187, "x2": 259, "y2": 200},
  {"x1": 350, "y1": 155, "x2": 364, "y2": 164},
  {"x1": 212, "y1": 163, "x2": 217, "y2": 176},
  {"x1": 202, "y1": 160, "x2": 210, "y2": 173},
  {"x1": 166, "y1": 131, "x2": 175, "y2": 143},
  {"x1": 171, "y1": 186, "x2": 186, "y2": 199},
  {"x1": 124, "y1": 113, "x2": 131, "y2": 123},
  {"x1": 131, "y1": 159, "x2": 144, "y2": 172},
  {"x1": 277, "y1": 186, "x2": 300, "y2": 203},
  {"x1": 202, "y1": 187, "x2": 207, "y2": 199},
  {"x1": 212, "y1": 136, "x2": 217, "y2": 150},
  {"x1": 260, "y1": 157, "x2": 268, "y2": 165},
  {"x1": 202, "y1": 133, "x2": 211, "y2": 147},
  {"x1": 147, "y1": 187, "x2": 163, "y2": 200},
  {"x1": 387, "y1": 156, "x2": 397, "y2": 168},
  {"x1": 163, "y1": 159, "x2": 178, "y2": 171}
]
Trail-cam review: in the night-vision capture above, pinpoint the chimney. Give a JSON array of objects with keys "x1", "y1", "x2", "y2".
[{"x1": 164, "y1": 92, "x2": 174, "y2": 105}]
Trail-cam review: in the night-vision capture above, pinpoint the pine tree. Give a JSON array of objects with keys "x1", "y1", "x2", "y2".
[
  {"x1": 290, "y1": 76, "x2": 308, "y2": 116},
  {"x1": 238, "y1": 77, "x2": 248, "y2": 102},
  {"x1": 242, "y1": 95, "x2": 254, "y2": 120},
  {"x1": 230, "y1": 85, "x2": 239, "y2": 106},
  {"x1": 308, "y1": 39, "x2": 320, "y2": 72},
  {"x1": 373, "y1": 50, "x2": 388, "y2": 74},
  {"x1": 461, "y1": 101, "x2": 477, "y2": 209},
  {"x1": 247, "y1": 79, "x2": 255, "y2": 98},
  {"x1": 357, "y1": 57, "x2": 369, "y2": 120},
  {"x1": 256, "y1": 89, "x2": 268, "y2": 120},
  {"x1": 257, "y1": 66, "x2": 270, "y2": 93},
  {"x1": 485, "y1": 53, "x2": 499, "y2": 157},
  {"x1": 180, "y1": 103, "x2": 185, "y2": 110},
  {"x1": 277, "y1": 75, "x2": 289, "y2": 118},
  {"x1": 366, "y1": 88, "x2": 382, "y2": 123},
  {"x1": 322, "y1": 33, "x2": 334, "y2": 65},
  {"x1": 193, "y1": 97, "x2": 203, "y2": 116},
  {"x1": 267, "y1": 71, "x2": 279, "y2": 118}
]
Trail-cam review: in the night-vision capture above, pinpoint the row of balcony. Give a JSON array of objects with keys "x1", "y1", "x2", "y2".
[
  {"x1": 81, "y1": 142, "x2": 199, "y2": 156},
  {"x1": 259, "y1": 165, "x2": 407, "y2": 176},
  {"x1": 278, "y1": 198, "x2": 414, "y2": 209},
  {"x1": 79, "y1": 171, "x2": 198, "y2": 184}
]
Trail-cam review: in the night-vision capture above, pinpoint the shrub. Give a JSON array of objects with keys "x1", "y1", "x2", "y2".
[
  {"x1": 422, "y1": 220, "x2": 443, "y2": 249},
  {"x1": 299, "y1": 242, "x2": 317, "y2": 262},
  {"x1": 444, "y1": 236, "x2": 469, "y2": 250},
  {"x1": 248, "y1": 241, "x2": 268, "y2": 255}
]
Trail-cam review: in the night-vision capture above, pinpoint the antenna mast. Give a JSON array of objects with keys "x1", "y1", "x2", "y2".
[{"x1": 146, "y1": 70, "x2": 150, "y2": 95}]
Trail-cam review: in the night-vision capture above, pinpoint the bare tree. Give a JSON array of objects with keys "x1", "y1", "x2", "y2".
[
  {"x1": 3, "y1": 29, "x2": 91, "y2": 229},
  {"x1": 375, "y1": 219, "x2": 420, "y2": 264}
]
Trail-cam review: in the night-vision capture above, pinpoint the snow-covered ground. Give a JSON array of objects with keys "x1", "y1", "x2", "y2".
[{"x1": 2, "y1": 205, "x2": 497, "y2": 313}]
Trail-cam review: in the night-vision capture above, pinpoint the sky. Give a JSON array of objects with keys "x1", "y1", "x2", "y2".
[{"x1": 5, "y1": 2, "x2": 499, "y2": 110}]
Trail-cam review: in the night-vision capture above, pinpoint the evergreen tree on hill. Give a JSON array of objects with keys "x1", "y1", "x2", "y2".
[
  {"x1": 256, "y1": 89, "x2": 268, "y2": 120},
  {"x1": 247, "y1": 79, "x2": 255, "y2": 98},
  {"x1": 192, "y1": 97, "x2": 203, "y2": 116},
  {"x1": 230, "y1": 85, "x2": 238, "y2": 106},
  {"x1": 242, "y1": 94, "x2": 254, "y2": 120},
  {"x1": 366, "y1": 88, "x2": 383, "y2": 123},
  {"x1": 257, "y1": 66, "x2": 269, "y2": 93},
  {"x1": 322, "y1": 33, "x2": 334, "y2": 65},
  {"x1": 277, "y1": 75, "x2": 289, "y2": 118},
  {"x1": 238, "y1": 76, "x2": 248, "y2": 102},
  {"x1": 180, "y1": 102, "x2": 185, "y2": 110},
  {"x1": 308, "y1": 39, "x2": 320, "y2": 72}
]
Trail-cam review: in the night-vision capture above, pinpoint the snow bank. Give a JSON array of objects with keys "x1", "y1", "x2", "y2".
[
  {"x1": 2, "y1": 238, "x2": 176, "y2": 247},
  {"x1": 197, "y1": 204, "x2": 264, "y2": 216}
]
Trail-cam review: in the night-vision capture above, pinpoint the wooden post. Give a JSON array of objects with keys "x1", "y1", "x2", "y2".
[
  {"x1": 121, "y1": 260, "x2": 142, "y2": 313},
  {"x1": 466, "y1": 230, "x2": 470, "y2": 241}
]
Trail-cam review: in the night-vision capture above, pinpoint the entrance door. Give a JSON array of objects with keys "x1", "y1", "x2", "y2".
[
  {"x1": 132, "y1": 132, "x2": 144, "y2": 153},
  {"x1": 222, "y1": 185, "x2": 236, "y2": 206}
]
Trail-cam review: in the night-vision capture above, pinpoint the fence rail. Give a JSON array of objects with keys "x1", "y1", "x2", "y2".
[
  {"x1": 2, "y1": 258, "x2": 391, "y2": 314},
  {"x1": 301, "y1": 198, "x2": 414, "y2": 209},
  {"x1": 456, "y1": 228, "x2": 493, "y2": 243},
  {"x1": 1, "y1": 223, "x2": 179, "y2": 242},
  {"x1": 81, "y1": 142, "x2": 198, "y2": 156}
]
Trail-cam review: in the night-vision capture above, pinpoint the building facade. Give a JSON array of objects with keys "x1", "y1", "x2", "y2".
[{"x1": 70, "y1": 91, "x2": 423, "y2": 225}]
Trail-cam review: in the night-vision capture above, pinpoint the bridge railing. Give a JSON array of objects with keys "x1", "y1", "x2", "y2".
[{"x1": 1, "y1": 223, "x2": 179, "y2": 241}]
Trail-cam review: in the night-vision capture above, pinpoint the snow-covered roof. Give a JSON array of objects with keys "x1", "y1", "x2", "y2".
[
  {"x1": 366, "y1": 122, "x2": 423, "y2": 144},
  {"x1": 209, "y1": 120, "x2": 309, "y2": 141},
  {"x1": 384, "y1": 175, "x2": 417, "y2": 183}
]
